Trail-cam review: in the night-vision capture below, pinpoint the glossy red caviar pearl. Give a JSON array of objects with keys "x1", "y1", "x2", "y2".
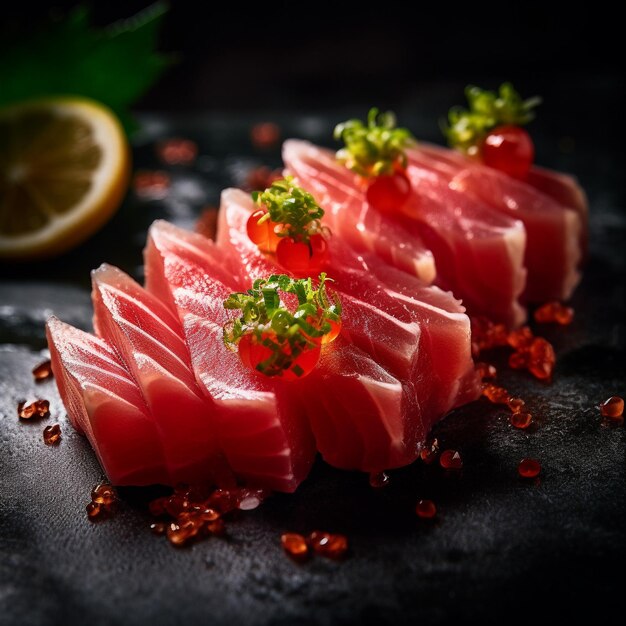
[
  {"x1": 482, "y1": 125, "x2": 534, "y2": 179},
  {"x1": 91, "y1": 482, "x2": 116, "y2": 506},
  {"x1": 309, "y1": 531, "x2": 348, "y2": 559},
  {"x1": 419, "y1": 438, "x2": 440, "y2": 464},
  {"x1": 17, "y1": 398, "x2": 50, "y2": 419},
  {"x1": 86, "y1": 501, "x2": 102, "y2": 520},
  {"x1": 475, "y1": 362, "x2": 497, "y2": 381},
  {"x1": 415, "y1": 499, "x2": 437, "y2": 519},
  {"x1": 482, "y1": 384, "x2": 510, "y2": 405},
  {"x1": 281, "y1": 533, "x2": 310, "y2": 560},
  {"x1": 510, "y1": 411, "x2": 533, "y2": 430},
  {"x1": 369, "y1": 471, "x2": 390, "y2": 488},
  {"x1": 246, "y1": 209, "x2": 281, "y2": 253},
  {"x1": 43, "y1": 424, "x2": 61, "y2": 445},
  {"x1": 600, "y1": 396, "x2": 624, "y2": 419},
  {"x1": 507, "y1": 397, "x2": 526, "y2": 413},
  {"x1": 518, "y1": 458, "x2": 541, "y2": 478},
  {"x1": 507, "y1": 326, "x2": 534, "y2": 349},
  {"x1": 366, "y1": 171, "x2": 411, "y2": 213},
  {"x1": 528, "y1": 338, "x2": 556, "y2": 380},
  {"x1": 276, "y1": 234, "x2": 328, "y2": 277},
  {"x1": 534, "y1": 301, "x2": 574, "y2": 325},
  {"x1": 439, "y1": 449, "x2": 463, "y2": 470},
  {"x1": 322, "y1": 318, "x2": 342, "y2": 344},
  {"x1": 32, "y1": 360, "x2": 53, "y2": 381}
]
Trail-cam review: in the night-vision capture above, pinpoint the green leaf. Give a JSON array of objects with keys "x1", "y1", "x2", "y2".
[
  {"x1": 443, "y1": 82, "x2": 541, "y2": 153},
  {"x1": 0, "y1": 3, "x2": 173, "y2": 133}
]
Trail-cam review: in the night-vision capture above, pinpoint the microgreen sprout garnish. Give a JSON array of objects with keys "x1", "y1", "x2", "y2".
[
  {"x1": 251, "y1": 176, "x2": 326, "y2": 244},
  {"x1": 334, "y1": 108, "x2": 415, "y2": 177},
  {"x1": 223, "y1": 274, "x2": 342, "y2": 379},
  {"x1": 247, "y1": 177, "x2": 330, "y2": 275},
  {"x1": 444, "y1": 82, "x2": 541, "y2": 154}
]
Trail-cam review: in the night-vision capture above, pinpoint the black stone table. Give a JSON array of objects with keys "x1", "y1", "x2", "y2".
[{"x1": 1, "y1": 92, "x2": 625, "y2": 625}]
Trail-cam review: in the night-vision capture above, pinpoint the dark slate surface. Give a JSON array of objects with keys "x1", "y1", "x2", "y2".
[{"x1": 1, "y1": 85, "x2": 625, "y2": 625}]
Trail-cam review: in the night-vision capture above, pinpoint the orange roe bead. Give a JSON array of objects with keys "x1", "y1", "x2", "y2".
[
  {"x1": 518, "y1": 458, "x2": 541, "y2": 478},
  {"x1": 91, "y1": 482, "x2": 116, "y2": 506},
  {"x1": 165, "y1": 494, "x2": 190, "y2": 517},
  {"x1": 369, "y1": 471, "x2": 391, "y2": 488},
  {"x1": 17, "y1": 398, "x2": 50, "y2": 419},
  {"x1": 166, "y1": 522, "x2": 196, "y2": 547},
  {"x1": 156, "y1": 138, "x2": 198, "y2": 165},
  {"x1": 150, "y1": 522, "x2": 167, "y2": 535},
  {"x1": 419, "y1": 438, "x2": 440, "y2": 464},
  {"x1": 534, "y1": 301, "x2": 574, "y2": 325},
  {"x1": 510, "y1": 411, "x2": 533, "y2": 429},
  {"x1": 528, "y1": 338, "x2": 555, "y2": 381},
  {"x1": 508, "y1": 397, "x2": 526, "y2": 413},
  {"x1": 600, "y1": 396, "x2": 624, "y2": 419},
  {"x1": 508, "y1": 350, "x2": 529, "y2": 370},
  {"x1": 206, "y1": 519, "x2": 226, "y2": 536},
  {"x1": 308, "y1": 531, "x2": 348, "y2": 559},
  {"x1": 482, "y1": 384, "x2": 510, "y2": 405},
  {"x1": 439, "y1": 449, "x2": 463, "y2": 470},
  {"x1": 86, "y1": 501, "x2": 102, "y2": 520},
  {"x1": 251, "y1": 122, "x2": 281, "y2": 149},
  {"x1": 43, "y1": 424, "x2": 61, "y2": 445},
  {"x1": 415, "y1": 499, "x2": 437, "y2": 519},
  {"x1": 198, "y1": 508, "x2": 220, "y2": 522},
  {"x1": 281, "y1": 533, "x2": 310, "y2": 561},
  {"x1": 475, "y1": 362, "x2": 497, "y2": 381},
  {"x1": 32, "y1": 360, "x2": 53, "y2": 381},
  {"x1": 133, "y1": 170, "x2": 170, "y2": 200},
  {"x1": 507, "y1": 326, "x2": 534, "y2": 349}
]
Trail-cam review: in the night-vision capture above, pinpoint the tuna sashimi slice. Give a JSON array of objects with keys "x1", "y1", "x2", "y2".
[
  {"x1": 144, "y1": 220, "x2": 315, "y2": 492},
  {"x1": 283, "y1": 139, "x2": 527, "y2": 326},
  {"x1": 282, "y1": 139, "x2": 436, "y2": 284},
  {"x1": 409, "y1": 143, "x2": 583, "y2": 302},
  {"x1": 216, "y1": 189, "x2": 423, "y2": 382},
  {"x1": 91, "y1": 264, "x2": 232, "y2": 486},
  {"x1": 293, "y1": 337, "x2": 423, "y2": 471},
  {"x1": 46, "y1": 317, "x2": 170, "y2": 486}
]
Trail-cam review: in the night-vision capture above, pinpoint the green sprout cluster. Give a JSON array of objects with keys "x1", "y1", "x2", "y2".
[
  {"x1": 253, "y1": 177, "x2": 327, "y2": 244},
  {"x1": 444, "y1": 82, "x2": 541, "y2": 153},
  {"x1": 223, "y1": 274, "x2": 341, "y2": 378},
  {"x1": 334, "y1": 108, "x2": 415, "y2": 177}
]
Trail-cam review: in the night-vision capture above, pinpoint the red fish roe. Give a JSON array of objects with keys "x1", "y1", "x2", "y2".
[
  {"x1": 251, "y1": 122, "x2": 281, "y2": 149},
  {"x1": 518, "y1": 458, "x2": 541, "y2": 478},
  {"x1": 475, "y1": 362, "x2": 497, "y2": 381},
  {"x1": 440, "y1": 449, "x2": 463, "y2": 470},
  {"x1": 471, "y1": 317, "x2": 509, "y2": 353},
  {"x1": 507, "y1": 326, "x2": 534, "y2": 350},
  {"x1": 308, "y1": 531, "x2": 348, "y2": 560},
  {"x1": 32, "y1": 360, "x2": 53, "y2": 381},
  {"x1": 419, "y1": 438, "x2": 440, "y2": 464},
  {"x1": 237, "y1": 488, "x2": 266, "y2": 511},
  {"x1": 508, "y1": 351, "x2": 529, "y2": 370},
  {"x1": 281, "y1": 533, "x2": 310, "y2": 561},
  {"x1": 415, "y1": 499, "x2": 437, "y2": 519},
  {"x1": 166, "y1": 521, "x2": 198, "y2": 547},
  {"x1": 156, "y1": 138, "x2": 198, "y2": 165},
  {"x1": 133, "y1": 170, "x2": 170, "y2": 200},
  {"x1": 17, "y1": 398, "x2": 50, "y2": 419},
  {"x1": 507, "y1": 397, "x2": 526, "y2": 413},
  {"x1": 482, "y1": 384, "x2": 510, "y2": 405},
  {"x1": 528, "y1": 338, "x2": 556, "y2": 381},
  {"x1": 86, "y1": 501, "x2": 103, "y2": 520},
  {"x1": 600, "y1": 396, "x2": 624, "y2": 419},
  {"x1": 534, "y1": 301, "x2": 574, "y2": 325},
  {"x1": 510, "y1": 411, "x2": 533, "y2": 430},
  {"x1": 369, "y1": 471, "x2": 391, "y2": 488},
  {"x1": 43, "y1": 424, "x2": 61, "y2": 445},
  {"x1": 91, "y1": 482, "x2": 116, "y2": 506}
]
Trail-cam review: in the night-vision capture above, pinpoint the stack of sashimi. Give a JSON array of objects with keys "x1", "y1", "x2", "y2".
[{"x1": 47, "y1": 84, "x2": 586, "y2": 492}]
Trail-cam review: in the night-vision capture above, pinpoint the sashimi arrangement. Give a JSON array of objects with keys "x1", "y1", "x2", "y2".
[{"x1": 46, "y1": 83, "x2": 587, "y2": 497}]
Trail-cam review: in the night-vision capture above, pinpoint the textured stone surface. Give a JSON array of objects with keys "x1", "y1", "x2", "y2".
[{"x1": 0, "y1": 100, "x2": 625, "y2": 625}]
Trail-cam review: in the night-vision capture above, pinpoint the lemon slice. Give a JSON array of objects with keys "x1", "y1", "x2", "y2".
[{"x1": 0, "y1": 97, "x2": 130, "y2": 260}]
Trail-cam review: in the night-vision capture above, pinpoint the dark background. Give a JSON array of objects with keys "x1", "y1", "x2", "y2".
[{"x1": 2, "y1": 1, "x2": 624, "y2": 115}]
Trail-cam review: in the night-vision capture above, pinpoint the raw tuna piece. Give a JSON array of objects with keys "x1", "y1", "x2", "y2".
[
  {"x1": 46, "y1": 317, "x2": 170, "y2": 486},
  {"x1": 91, "y1": 264, "x2": 233, "y2": 486},
  {"x1": 283, "y1": 140, "x2": 527, "y2": 326},
  {"x1": 144, "y1": 220, "x2": 315, "y2": 492},
  {"x1": 216, "y1": 188, "x2": 423, "y2": 382},
  {"x1": 216, "y1": 191, "x2": 480, "y2": 468},
  {"x1": 409, "y1": 143, "x2": 583, "y2": 302},
  {"x1": 282, "y1": 139, "x2": 436, "y2": 284}
]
